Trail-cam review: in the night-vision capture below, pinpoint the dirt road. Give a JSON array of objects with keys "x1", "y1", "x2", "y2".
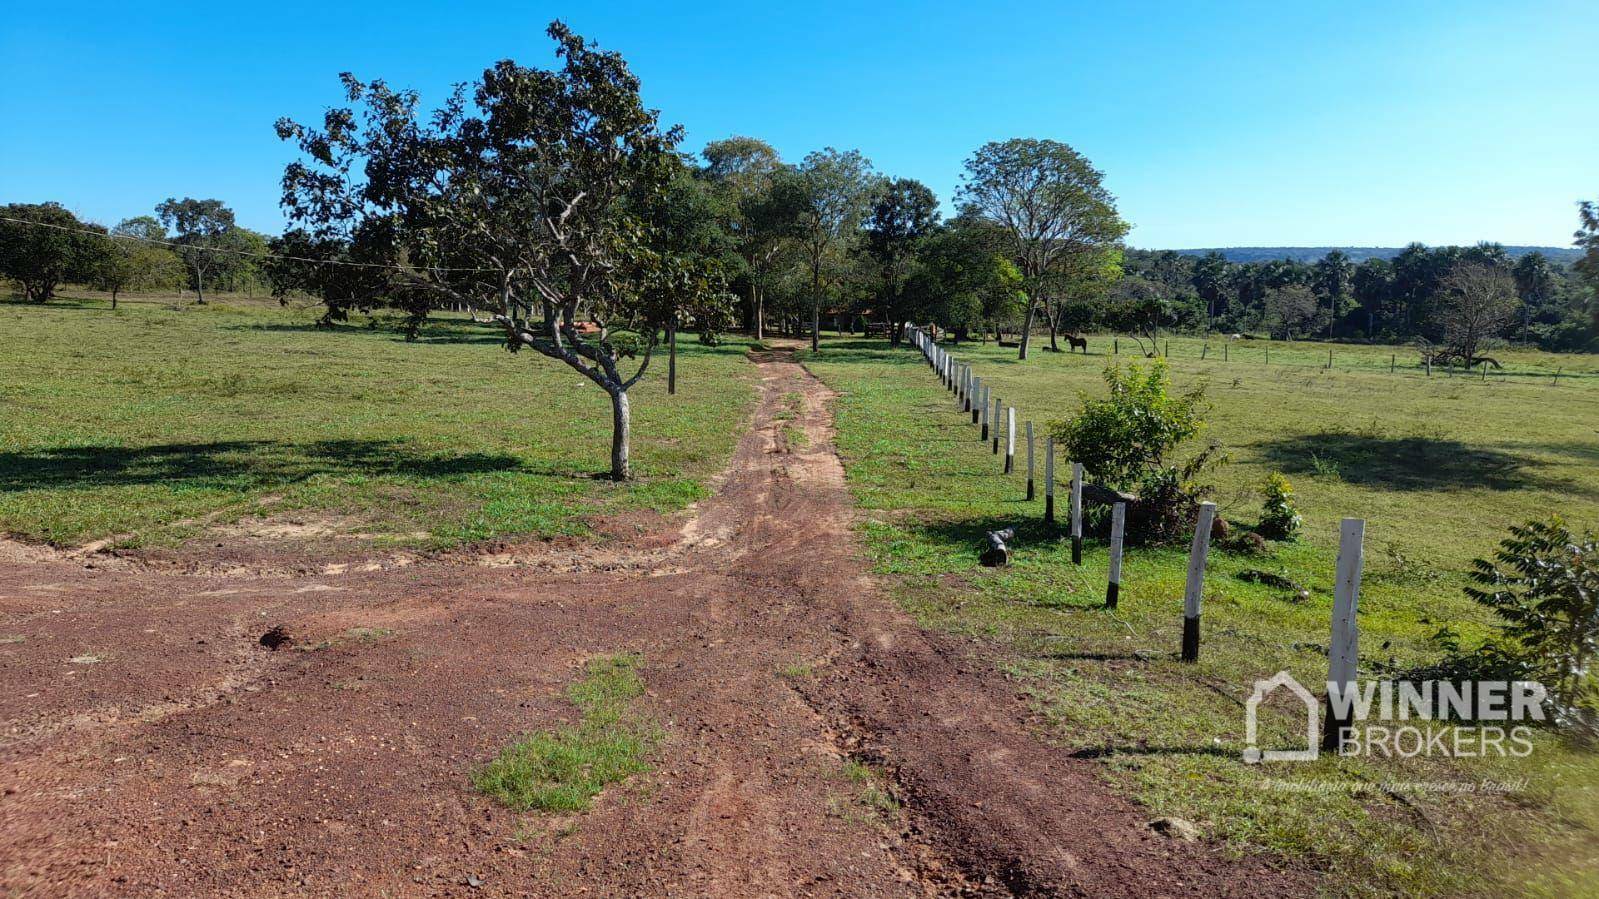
[{"x1": 0, "y1": 349, "x2": 1313, "y2": 896}]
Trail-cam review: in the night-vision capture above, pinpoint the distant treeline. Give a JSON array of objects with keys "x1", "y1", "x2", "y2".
[
  {"x1": 1166, "y1": 245, "x2": 1586, "y2": 265},
  {"x1": 1105, "y1": 244, "x2": 1597, "y2": 352},
  {"x1": 0, "y1": 198, "x2": 275, "y2": 306}
]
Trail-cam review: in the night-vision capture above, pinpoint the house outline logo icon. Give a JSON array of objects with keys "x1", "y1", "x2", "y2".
[{"x1": 1243, "y1": 670, "x2": 1320, "y2": 763}]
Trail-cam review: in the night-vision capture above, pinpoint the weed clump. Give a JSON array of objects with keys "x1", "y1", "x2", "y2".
[{"x1": 471, "y1": 654, "x2": 658, "y2": 812}]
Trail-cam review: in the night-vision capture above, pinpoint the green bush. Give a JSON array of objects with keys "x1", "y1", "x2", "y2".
[
  {"x1": 1466, "y1": 517, "x2": 1599, "y2": 733},
  {"x1": 1052, "y1": 359, "x2": 1208, "y2": 490},
  {"x1": 1257, "y1": 473, "x2": 1302, "y2": 540},
  {"x1": 1052, "y1": 360, "x2": 1220, "y2": 544}
]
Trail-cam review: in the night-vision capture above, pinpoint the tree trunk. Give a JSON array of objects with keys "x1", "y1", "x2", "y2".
[
  {"x1": 667, "y1": 324, "x2": 677, "y2": 395},
  {"x1": 194, "y1": 274, "x2": 207, "y2": 305},
  {"x1": 810, "y1": 259, "x2": 821, "y2": 352},
  {"x1": 753, "y1": 285, "x2": 763, "y2": 342},
  {"x1": 1046, "y1": 305, "x2": 1059, "y2": 352},
  {"x1": 1018, "y1": 300, "x2": 1036, "y2": 359},
  {"x1": 610, "y1": 389, "x2": 631, "y2": 481},
  {"x1": 111, "y1": 288, "x2": 119, "y2": 309}
]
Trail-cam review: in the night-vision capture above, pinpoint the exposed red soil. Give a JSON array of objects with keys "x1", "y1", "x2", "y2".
[{"x1": 0, "y1": 349, "x2": 1317, "y2": 897}]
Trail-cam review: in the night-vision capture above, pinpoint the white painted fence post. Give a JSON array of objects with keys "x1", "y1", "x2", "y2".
[
  {"x1": 1024, "y1": 421, "x2": 1036, "y2": 500},
  {"x1": 1105, "y1": 502, "x2": 1126, "y2": 609},
  {"x1": 991, "y1": 394, "x2": 1002, "y2": 454},
  {"x1": 1004, "y1": 407, "x2": 1016, "y2": 473},
  {"x1": 970, "y1": 376, "x2": 981, "y2": 422},
  {"x1": 1180, "y1": 502, "x2": 1217, "y2": 662},
  {"x1": 1323, "y1": 518, "x2": 1365, "y2": 752},
  {"x1": 979, "y1": 386, "x2": 990, "y2": 441},
  {"x1": 1044, "y1": 438, "x2": 1056, "y2": 525},
  {"x1": 1070, "y1": 462, "x2": 1084, "y2": 564}
]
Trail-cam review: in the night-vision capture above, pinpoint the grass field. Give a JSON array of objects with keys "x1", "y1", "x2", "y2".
[
  {"x1": 5, "y1": 290, "x2": 1597, "y2": 892},
  {"x1": 803, "y1": 333, "x2": 1599, "y2": 897},
  {"x1": 0, "y1": 292, "x2": 759, "y2": 549}
]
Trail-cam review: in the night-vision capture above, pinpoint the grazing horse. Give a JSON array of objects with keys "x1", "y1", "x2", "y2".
[{"x1": 1065, "y1": 333, "x2": 1088, "y2": 354}]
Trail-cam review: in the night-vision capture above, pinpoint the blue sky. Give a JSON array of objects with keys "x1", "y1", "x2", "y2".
[{"x1": 2, "y1": 1, "x2": 1594, "y2": 248}]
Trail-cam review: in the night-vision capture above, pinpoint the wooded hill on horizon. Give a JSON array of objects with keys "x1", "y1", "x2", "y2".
[{"x1": 1166, "y1": 245, "x2": 1584, "y2": 264}]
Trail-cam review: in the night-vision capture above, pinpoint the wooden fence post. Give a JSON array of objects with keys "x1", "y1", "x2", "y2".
[
  {"x1": 1106, "y1": 502, "x2": 1126, "y2": 609},
  {"x1": 1004, "y1": 407, "x2": 1016, "y2": 473},
  {"x1": 1390, "y1": 353, "x2": 1395, "y2": 374},
  {"x1": 1025, "y1": 421, "x2": 1036, "y2": 500},
  {"x1": 1224, "y1": 342, "x2": 1229, "y2": 362},
  {"x1": 1114, "y1": 338, "x2": 1119, "y2": 355},
  {"x1": 1265, "y1": 346, "x2": 1270, "y2": 366},
  {"x1": 1180, "y1": 502, "x2": 1217, "y2": 662},
  {"x1": 1322, "y1": 518, "x2": 1365, "y2": 752},
  {"x1": 1070, "y1": 462, "x2": 1084, "y2": 565},
  {"x1": 1426, "y1": 354, "x2": 1432, "y2": 377},
  {"x1": 1201, "y1": 343, "x2": 1208, "y2": 360},
  {"x1": 984, "y1": 393, "x2": 997, "y2": 454},
  {"x1": 1326, "y1": 348, "x2": 1333, "y2": 370},
  {"x1": 1044, "y1": 438, "x2": 1056, "y2": 525}
]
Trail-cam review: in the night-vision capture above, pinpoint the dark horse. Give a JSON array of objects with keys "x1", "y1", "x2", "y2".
[{"x1": 1065, "y1": 333, "x2": 1088, "y2": 354}]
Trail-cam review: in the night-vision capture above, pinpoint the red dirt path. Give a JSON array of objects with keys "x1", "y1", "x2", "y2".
[{"x1": 0, "y1": 350, "x2": 1315, "y2": 896}]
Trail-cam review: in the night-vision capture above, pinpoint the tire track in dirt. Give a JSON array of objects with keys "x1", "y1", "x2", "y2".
[{"x1": 0, "y1": 347, "x2": 1316, "y2": 897}]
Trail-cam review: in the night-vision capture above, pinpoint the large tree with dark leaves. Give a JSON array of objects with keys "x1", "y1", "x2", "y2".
[
  {"x1": 1578, "y1": 197, "x2": 1599, "y2": 298},
  {"x1": 864, "y1": 177, "x2": 939, "y2": 344},
  {"x1": 793, "y1": 148, "x2": 877, "y2": 351},
  {"x1": 276, "y1": 22, "x2": 727, "y2": 480},
  {"x1": 156, "y1": 197, "x2": 240, "y2": 304},
  {"x1": 0, "y1": 202, "x2": 106, "y2": 303},
  {"x1": 957, "y1": 139, "x2": 1127, "y2": 360}
]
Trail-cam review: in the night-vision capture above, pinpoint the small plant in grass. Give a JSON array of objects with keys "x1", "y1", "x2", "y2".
[
  {"x1": 1051, "y1": 359, "x2": 1222, "y2": 544},
  {"x1": 831, "y1": 760, "x2": 898, "y2": 820},
  {"x1": 1308, "y1": 452, "x2": 1340, "y2": 479},
  {"x1": 1465, "y1": 517, "x2": 1599, "y2": 734},
  {"x1": 471, "y1": 655, "x2": 659, "y2": 812},
  {"x1": 1256, "y1": 473, "x2": 1301, "y2": 540}
]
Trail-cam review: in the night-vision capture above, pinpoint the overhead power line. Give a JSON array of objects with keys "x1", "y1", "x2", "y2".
[{"x1": 0, "y1": 215, "x2": 499, "y2": 274}]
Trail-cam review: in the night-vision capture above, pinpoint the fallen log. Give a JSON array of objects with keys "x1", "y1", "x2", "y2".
[
  {"x1": 1080, "y1": 483, "x2": 1138, "y2": 507},
  {"x1": 980, "y1": 527, "x2": 1016, "y2": 567}
]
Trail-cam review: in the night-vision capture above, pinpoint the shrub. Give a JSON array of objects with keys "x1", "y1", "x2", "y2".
[
  {"x1": 1053, "y1": 359, "x2": 1207, "y2": 490},
  {"x1": 1052, "y1": 360, "x2": 1221, "y2": 543},
  {"x1": 1465, "y1": 517, "x2": 1599, "y2": 733},
  {"x1": 1257, "y1": 473, "x2": 1302, "y2": 540}
]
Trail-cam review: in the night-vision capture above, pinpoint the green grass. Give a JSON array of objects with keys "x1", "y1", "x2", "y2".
[
  {"x1": 0, "y1": 293, "x2": 758, "y2": 548},
  {"x1": 827, "y1": 759, "x2": 899, "y2": 824},
  {"x1": 802, "y1": 334, "x2": 1599, "y2": 897},
  {"x1": 471, "y1": 654, "x2": 658, "y2": 813}
]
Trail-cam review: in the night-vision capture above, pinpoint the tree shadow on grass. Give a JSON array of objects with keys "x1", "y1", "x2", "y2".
[
  {"x1": 0, "y1": 440, "x2": 524, "y2": 493},
  {"x1": 225, "y1": 319, "x2": 509, "y2": 346},
  {"x1": 806, "y1": 338, "x2": 939, "y2": 366},
  {"x1": 899, "y1": 515, "x2": 1065, "y2": 560},
  {"x1": 1067, "y1": 744, "x2": 1236, "y2": 760},
  {"x1": 1256, "y1": 432, "x2": 1591, "y2": 494}
]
